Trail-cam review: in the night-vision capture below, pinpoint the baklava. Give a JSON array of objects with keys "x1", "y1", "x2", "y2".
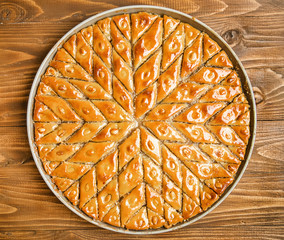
[{"x1": 33, "y1": 12, "x2": 251, "y2": 230}]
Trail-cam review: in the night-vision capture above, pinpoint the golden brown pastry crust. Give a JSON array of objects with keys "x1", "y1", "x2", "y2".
[
  {"x1": 204, "y1": 178, "x2": 234, "y2": 196},
  {"x1": 199, "y1": 144, "x2": 241, "y2": 164},
  {"x1": 143, "y1": 157, "x2": 162, "y2": 193},
  {"x1": 181, "y1": 34, "x2": 203, "y2": 78},
  {"x1": 203, "y1": 33, "x2": 221, "y2": 62},
  {"x1": 134, "y1": 49, "x2": 161, "y2": 94},
  {"x1": 200, "y1": 185, "x2": 219, "y2": 211},
  {"x1": 92, "y1": 100, "x2": 132, "y2": 121},
  {"x1": 120, "y1": 183, "x2": 145, "y2": 226},
  {"x1": 36, "y1": 95, "x2": 81, "y2": 121},
  {"x1": 182, "y1": 194, "x2": 202, "y2": 219},
  {"x1": 93, "y1": 53, "x2": 112, "y2": 94},
  {"x1": 67, "y1": 100, "x2": 105, "y2": 121},
  {"x1": 79, "y1": 167, "x2": 97, "y2": 208},
  {"x1": 181, "y1": 165, "x2": 200, "y2": 204},
  {"x1": 49, "y1": 60, "x2": 93, "y2": 81},
  {"x1": 51, "y1": 162, "x2": 91, "y2": 180},
  {"x1": 135, "y1": 83, "x2": 157, "y2": 118},
  {"x1": 157, "y1": 56, "x2": 182, "y2": 102},
  {"x1": 166, "y1": 143, "x2": 211, "y2": 163},
  {"x1": 146, "y1": 184, "x2": 164, "y2": 215},
  {"x1": 118, "y1": 155, "x2": 143, "y2": 196},
  {"x1": 113, "y1": 14, "x2": 131, "y2": 41},
  {"x1": 97, "y1": 18, "x2": 111, "y2": 40},
  {"x1": 69, "y1": 79, "x2": 111, "y2": 100},
  {"x1": 96, "y1": 150, "x2": 118, "y2": 191},
  {"x1": 97, "y1": 177, "x2": 119, "y2": 221},
  {"x1": 118, "y1": 129, "x2": 140, "y2": 170},
  {"x1": 53, "y1": 177, "x2": 74, "y2": 192},
  {"x1": 113, "y1": 77, "x2": 133, "y2": 114},
  {"x1": 34, "y1": 122, "x2": 58, "y2": 141},
  {"x1": 145, "y1": 103, "x2": 187, "y2": 121},
  {"x1": 92, "y1": 25, "x2": 112, "y2": 68},
  {"x1": 164, "y1": 203, "x2": 183, "y2": 227},
  {"x1": 184, "y1": 24, "x2": 200, "y2": 46},
  {"x1": 163, "y1": 82, "x2": 210, "y2": 103},
  {"x1": 111, "y1": 20, "x2": 132, "y2": 66},
  {"x1": 126, "y1": 207, "x2": 149, "y2": 230},
  {"x1": 173, "y1": 123, "x2": 218, "y2": 143},
  {"x1": 200, "y1": 85, "x2": 242, "y2": 102},
  {"x1": 163, "y1": 175, "x2": 182, "y2": 211},
  {"x1": 163, "y1": 15, "x2": 180, "y2": 40},
  {"x1": 64, "y1": 182, "x2": 80, "y2": 205},
  {"x1": 41, "y1": 76, "x2": 83, "y2": 99},
  {"x1": 141, "y1": 127, "x2": 162, "y2": 165},
  {"x1": 103, "y1": 205, "x2": 120, "y2": 227},
  {"x1": 81, "y1": 26, "x2": 93, "y2": 47},
  {"x1": 133, "y1": 17, "x2": 163, "y2": 68},
  {"x1": 82, "y1": 197, "x2": 98, "y2": 219},
  {"x1": 148, "y1": 208, "x2": 166, "y2": 229},
  {"x1": 45, "y1": 144, "x2": 80, "y2": 162},
  {"x1": 162, "y1": 23, "x2": 184, "y2": 71},
  {"x1": 33, "y1": 12, "x2": 251, "y2": 231},
  {"x1": 68, "y1": 142, "x2": 115, "y2": 163},
  {"x1": 207, "y1": 50, "x2": 233, "y2": 68},
  {"x1": 112, "y1": 50, "x2": 134, "y2": 92},
  {"x1": 33, "y1": 100, "x2": 58, "y2": 121},
  {"x1": 36, "y1": 123, "x2": 81, "y2": 144},
  {"x1": 144, "y1": 122, "x2": 185, "y2": 142},
  {"x1": 131, "y1": 12, "x2": 158, "y2": 43},
  {"x1": 173, "y1": 102, "x2": 226, "y2": 124}
]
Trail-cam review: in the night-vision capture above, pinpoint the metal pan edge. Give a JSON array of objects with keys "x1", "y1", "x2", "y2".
[{"x1": 27, "y1": 5, "x2": 257, "y2": 235}]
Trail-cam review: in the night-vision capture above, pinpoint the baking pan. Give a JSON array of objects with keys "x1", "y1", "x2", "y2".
[{"x1": 27, "y1": 5, "x2": 257, "y2": 234}]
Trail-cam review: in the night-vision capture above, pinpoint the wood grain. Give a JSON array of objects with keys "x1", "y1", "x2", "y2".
[{"x1": 0, "y1": 0, "x2": 283, "y2": 239}]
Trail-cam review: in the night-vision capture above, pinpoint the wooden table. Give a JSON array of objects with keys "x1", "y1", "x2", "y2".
[{"x1": 0, "y1": 0, "x2": 283, "y2": 239}]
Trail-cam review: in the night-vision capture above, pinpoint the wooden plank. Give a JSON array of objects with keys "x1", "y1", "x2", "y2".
[
  {"x1": 1, "y1": 226, "x2": 284, "y2": 240},
  {"x1": 0, "y1": 0, "x2": 283, "y2": 238}
]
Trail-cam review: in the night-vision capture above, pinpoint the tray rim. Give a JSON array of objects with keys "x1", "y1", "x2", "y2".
[{"x1": 26, "y1": 5, "x2": 257, "y2": 235}]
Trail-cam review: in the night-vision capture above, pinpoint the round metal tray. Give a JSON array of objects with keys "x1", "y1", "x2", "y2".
[{"x1": 27, "y1": 5, "x2": 257, "y2": 235}]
